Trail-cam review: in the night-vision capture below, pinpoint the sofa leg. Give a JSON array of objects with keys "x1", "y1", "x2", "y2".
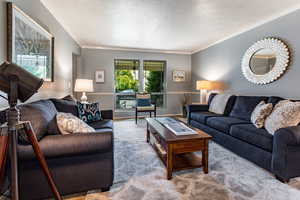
[
  {"x1": 275, "y1": 175, "x2": 289, "y2": 183},
  {"x1": 101, "y1": 187, "x2": 110, "y2": 192}
]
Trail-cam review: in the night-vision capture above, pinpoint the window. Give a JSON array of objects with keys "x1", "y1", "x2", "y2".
[
  {"x1": 115, "y1": 59, "x2": 139, "y2": 110},
  {"x1": 114, "y1": 59, "x2": 166, "y2": 110},
  {"x1": 143, "y1": 61, "x2": 165, "y2": 107}
]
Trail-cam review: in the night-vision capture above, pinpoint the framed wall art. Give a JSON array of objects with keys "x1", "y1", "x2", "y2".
[
  {"x1": 172, "y1": 70, "x2": 186, "y2": 82},
  {"x1": 95, "y1": 70, "x2": 105, "y2": 83},
  {"x1": 7, "y1": 3, "x2": 54, "y2": 82}
]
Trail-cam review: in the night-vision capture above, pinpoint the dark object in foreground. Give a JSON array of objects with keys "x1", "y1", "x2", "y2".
[{"x1": 0, "y1": 61, "x2": 61, "y2": 200}]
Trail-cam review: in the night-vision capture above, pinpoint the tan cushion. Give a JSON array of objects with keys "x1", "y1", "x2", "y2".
[
  {"x1": 56, "y1": 112, "x2": 95, "y2": 135},
  {"x1": 265, "y1": 100, "x2": 300, "y2": 134},
  {"x1": 137, "y1": 105, "x2": 155, "y2": 111},
  {"x1": 209, "y1": 94, "x2": 232, "y2": 114},
  {"x1": 250, "y1": 101, "x2": 273, "y2": 128},
  {"x1": 136, "y1": 94, "x2": 151, "y2": 99}
]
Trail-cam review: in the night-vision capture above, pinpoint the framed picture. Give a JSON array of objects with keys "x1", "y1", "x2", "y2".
[
  {"x1": 173, "y1": 70, "x2": 186, "y2": 82},
  {"x1": 7, "y1": 3, "x2": 54, "y2": 82},
  {"x1": 95, "y1": 70, "x2": 105, "y2": 83}
]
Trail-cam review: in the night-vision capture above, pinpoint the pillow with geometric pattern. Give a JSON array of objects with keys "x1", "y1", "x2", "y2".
[{"x1": 77, "y1": 102, "x2": 101, "y2": 123}]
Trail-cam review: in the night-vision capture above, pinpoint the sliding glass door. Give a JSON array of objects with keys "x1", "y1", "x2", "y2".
[{"x1": 114, "y1": 59, "x2": 166, "y2": 111}]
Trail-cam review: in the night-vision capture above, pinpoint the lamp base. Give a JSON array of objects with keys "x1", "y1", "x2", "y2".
[
  {"x1": 200, "y1": 89, "x2": 208, "y2": 104},
  {"x1": 80, "y1": 92, "x2": 88, "y2": 104}
]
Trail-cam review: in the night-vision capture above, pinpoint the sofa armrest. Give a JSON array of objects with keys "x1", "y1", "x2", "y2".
[
  {"x1": 186, "y1": 104, "x2": 209, "y2": 124},
  {"x1": 186, "y1": 104, "x2": 209, "y2": 113},
  {"x1": 101, "y1": 110, "x2": 113, "y2": 120},
  {"x1": 272, "y1": 126, "x2": 300, "y2": 180}
]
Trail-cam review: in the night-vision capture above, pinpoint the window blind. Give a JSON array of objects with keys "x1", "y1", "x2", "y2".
[
  {"x1": 143, "y1": 61, "x2": 165, "y2": 71},
  {"x1": 114, "y1": 59, "x2": 139, "y2": 70}
]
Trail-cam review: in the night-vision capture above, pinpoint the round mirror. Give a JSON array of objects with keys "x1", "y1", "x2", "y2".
[
  {"x1": 249, "y1": 49, "x2": 277, "y2": 75},
  {"x1": 241, "y1": 38, "x2": 290, "y2": 84}
]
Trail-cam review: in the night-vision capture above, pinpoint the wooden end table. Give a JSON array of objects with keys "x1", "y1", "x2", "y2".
[{"x1": 146, "y1": 118, "x2": 212, "y2": 180}]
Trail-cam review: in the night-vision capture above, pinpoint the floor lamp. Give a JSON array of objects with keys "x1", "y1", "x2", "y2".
[
  {"x1": 196, "y1": 80, "x2": 213, "y2": 104},
  {"x1": 0, "y1": 62, "x2": 62, "y2": 200}
]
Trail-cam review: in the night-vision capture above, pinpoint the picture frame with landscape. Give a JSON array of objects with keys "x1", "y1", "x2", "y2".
[{"x1": 7, "y1": 3, "x2": 54, "y2": 82}]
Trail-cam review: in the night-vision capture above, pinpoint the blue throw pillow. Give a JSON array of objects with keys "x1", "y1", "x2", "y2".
[
  {"x1": 77, "y1": 102, "x2": 101, "y2": 123},
  {"x1": 137, "y1": 98, "x2": 151, "y2": 107}
]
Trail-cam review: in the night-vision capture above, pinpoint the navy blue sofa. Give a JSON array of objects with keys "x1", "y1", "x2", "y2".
[{"x1": 187, "y1": 94, "x2": 300, "y2": 182}]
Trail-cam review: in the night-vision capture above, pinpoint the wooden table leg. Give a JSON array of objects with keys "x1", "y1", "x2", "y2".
[
  {"x1": 167, "y1": 144, "x2": 173, "y2": 180},
  {"x1": 202, "y1": 140, "x2": 209, "y2": 174},
  {"x1": 146, "y1": 123, "x2": 150, "y2": 143}
]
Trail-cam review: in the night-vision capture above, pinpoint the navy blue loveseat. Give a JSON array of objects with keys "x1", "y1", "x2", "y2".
[{"x1": 187, "y1": 94, "x2": 300, "y2": 182}]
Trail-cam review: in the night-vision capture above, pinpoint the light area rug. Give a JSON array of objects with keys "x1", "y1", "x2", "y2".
[
  {"x1": 2, "y1": 119, "x2": 300, "y2": 200},
  {"x1": 76, "y1": 119, "x2": 300, "y2": 200}
]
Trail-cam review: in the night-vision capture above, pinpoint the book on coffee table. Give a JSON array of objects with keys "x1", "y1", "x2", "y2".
[{"x1": 155, "y1": 117, "x2": 197, "y2": 136}]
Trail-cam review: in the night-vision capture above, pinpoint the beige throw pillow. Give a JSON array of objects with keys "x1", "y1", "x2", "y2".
[
  {"x1": 56, "y1": 112, "x2": 95, "y2": 135},
  {"x1": 250, "y1": 101, "x2": 273, "y2": 128},
  {"x1": 265, "y1": 100, "x2": 300, "y2": 134},
  {"x1": 209, "y1": 94, "x2": 232, "y2": 114}
]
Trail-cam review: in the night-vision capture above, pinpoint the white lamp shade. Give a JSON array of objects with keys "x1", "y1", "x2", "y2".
[{"x1": 74, "y1": 79, "x2": 94, "y2": 92}]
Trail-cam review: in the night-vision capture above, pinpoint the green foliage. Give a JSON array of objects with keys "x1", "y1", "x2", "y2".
[
  {"x1": 115, "y1": 70, "x2": 138, "y2": 92},
  {"x1": 145, "y1": 71, "x2": 163, "y2": 93}
]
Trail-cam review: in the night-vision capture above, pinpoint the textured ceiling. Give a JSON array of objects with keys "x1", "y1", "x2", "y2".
[{"x1": 41, "y1": 0, "x2": 300, "y2": 54}]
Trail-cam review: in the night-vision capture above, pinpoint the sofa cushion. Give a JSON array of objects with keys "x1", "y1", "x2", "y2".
[
  {"x1": 229, "y1": 96, "x2": 268, "y2": 121},
  {"x1": 209, "y1": 94, "x2": 232, "y2": 114},
  {"x1": 208, "y1": 93, "x2": 218, "y2": 106},
  {"x1": 18, "y1": 131, "x2": 113, "y2": 161},
  {"x1": 77, "y1": 102, "x2": 102, "y2": 123},
  {"x1": 50, "y1": 98, "x2": 79, "y2": 117},
  {"x1": 268, "y1": 96, "x2": 284, "y2": 106},
  {"x1": 18, "y1": 100, "x2": 58, "y2": 143},
  {"x1": 250, "y1": 101, "x2": 273, "y2": 128},
  {"x1": 56, "y1": 112, "x2": 95, "y2": 135},
  {"x1": 265, "y1": 100, "x2": 300, "y2": 134},
  {"x1": 89, "y1": 119, "x2": 113, "y2": 130},
  {"x1": 206, "y1": 117, "x2": 250, "y2": 134},
  {"x1": 190, "y1": 112, "x2": 222, "y2": 124},
  {"x1": 230, "y1": 124, "x2": 273, "y2": 152}
]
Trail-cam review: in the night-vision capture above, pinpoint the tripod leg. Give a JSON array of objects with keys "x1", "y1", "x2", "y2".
[
  {"x1": 0, "y1": 135, "x2": 9, "y2": 190},
  {"x1": 23, "y1": 123, "x2": 62, "y2": 200},
  {"x1": 9, "y1": 129, "x2": 19, "y2": 200}
]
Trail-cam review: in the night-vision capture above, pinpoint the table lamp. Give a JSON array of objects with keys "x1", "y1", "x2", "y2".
[
  {"x1": 74, "y1": 79, "x2": 94, "y2": 103},
  {"x1": 196, "y1": 80, "x2": 213, "y2": 104}
]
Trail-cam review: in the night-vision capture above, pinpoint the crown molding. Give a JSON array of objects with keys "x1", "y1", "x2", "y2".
[
  {"x1": 191, "y1": 7, "x2": 300, "y2": 54},
  {"x1": 81, "y1": 45, "x2": 192, "y2": 55}
]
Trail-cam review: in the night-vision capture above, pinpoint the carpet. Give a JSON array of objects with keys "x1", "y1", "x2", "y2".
[
  {"x1": 2, "y1": 119, "x2": 300, "y2": 200},
  {"x1": 82, "y1": 119, "x2": 300, "y2": 200}
]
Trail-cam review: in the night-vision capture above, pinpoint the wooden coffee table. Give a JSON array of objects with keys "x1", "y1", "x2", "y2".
[{"x1": 146, "y1": 118, "x2": 212, "y2": 180}]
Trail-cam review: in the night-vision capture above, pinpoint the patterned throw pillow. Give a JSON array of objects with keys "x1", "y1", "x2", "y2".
[
  {"x1": 56, "y1": 112, "x2": 95, "y2": 135},
  {"x1": 77, "y1": 102, "x2": 101, "y2": 123},
  {"x1": 209, "y1": 94, "x2": 232, "y2": 114},
  {"x1": 265, "y1": 100, "x2": 300, "y2": 134},
  {"x1": 250, "y1": 101, "x2": 273, "y2": 128}
]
